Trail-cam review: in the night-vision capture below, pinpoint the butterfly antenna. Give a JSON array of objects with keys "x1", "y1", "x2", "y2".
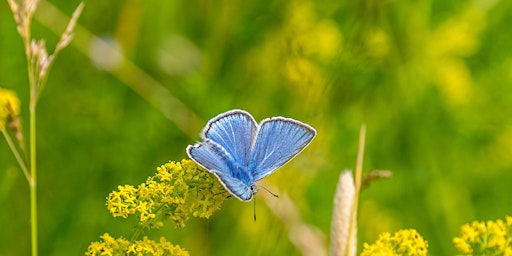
[
  {"x1": 258, "y1": 185, "x2": 279, "y2": 198},
  {"x1": 253, "y1": 197, "x2": 257, "y2": 222}
]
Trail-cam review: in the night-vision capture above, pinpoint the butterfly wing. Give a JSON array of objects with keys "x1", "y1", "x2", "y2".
[
  {"x1": 248, "y1": 117, "x2": 316, "y2": 181},
  {"x1": 187, "y1": 139, "x2": 254, "y2": 201},
  {"x1": 201, "y1": 110, "x2": 257, "y2": 167}
]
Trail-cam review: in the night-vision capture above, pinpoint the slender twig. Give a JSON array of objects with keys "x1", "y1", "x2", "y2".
[{"x1": 1, "y1": 128, "x2": 30, "y2": 182}]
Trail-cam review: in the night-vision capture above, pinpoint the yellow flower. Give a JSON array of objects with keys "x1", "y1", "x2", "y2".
[
  {"x1": 361, "y1": 229, "x2": 428, "y2": 256},
  {"x1": 453, "y1": 216, "x2": 512, "y2": 255},
  {"x1": 85, "y1": 233, "x2": 130, "y2": 256},
  {"x1": 86, "y1": 234, "x2": 189, "y2": 256},
  {"x1": 106, "y1": 159, "x2": 227, "y2": 228},
  {"x1": 0, "y1": 88, "x2": 20, "y2": 130}
]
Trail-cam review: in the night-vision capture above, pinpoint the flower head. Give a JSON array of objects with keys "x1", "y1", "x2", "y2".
[
  {"x1": 0, "y1": 88, "x2": 20, "y2": 130},
  {"x1": 86, "y1": 233, "x2": 189, "y2": 256},
  {"x1": 453, "y1": 216, "x2": 512, "y2": 255},
  {"x1": 107, "y1": 159, "x2": 227, "y2": 228},
  {"x1": 361, "y1": 229, "x2": 428, "y2": 256}
]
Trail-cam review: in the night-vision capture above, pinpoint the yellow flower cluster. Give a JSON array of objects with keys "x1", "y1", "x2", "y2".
[
  {"x1": 86, "y1": 233, "x2": 189, "y2": 256},
  {"x1": 361, "y1": 229, "x2": 428, "y2": 256},
  {"x1": 0, "y1": 88, "x2": 20, "y2": 130},
  {"x1": 453, "y1": 216, "x2": 512, "y2": 255},
  {"x1": 107, "y1": 159, "x2": 227, "y2": 228}
]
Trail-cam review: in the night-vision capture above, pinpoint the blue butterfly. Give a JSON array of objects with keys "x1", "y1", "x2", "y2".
[{"x1": 187, "y1": 109, "x2": 316, "y2": 201}]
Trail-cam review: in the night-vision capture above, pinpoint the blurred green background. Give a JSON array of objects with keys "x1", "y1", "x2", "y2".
[{"x1": 1, "y1": 0, "x2": 512, "y2": 255}]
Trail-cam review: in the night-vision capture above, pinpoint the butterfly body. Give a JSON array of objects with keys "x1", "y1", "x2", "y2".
[{"x1": 187, "y1": 109, "x2": 316, "y2": 201}]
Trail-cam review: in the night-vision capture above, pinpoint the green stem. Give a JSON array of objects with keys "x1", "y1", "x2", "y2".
[
  {"x1": 346, "y1": 124, "x2": 366, "y2": 256},
  {"x1": 1, "y1": 128, "x2": 30, "y2": 183},
  {"x1": 131, "y1": 225, "x2": 145, "y2": 242},
  {"x1": 130, "y1": 204, "x2": 166, "y2": 242},
  {"x1": 30, "y1": 102, "x2": 38, "y2": 256},
  {"x1": 19, "y1": 4, "x2": 38, "y2": 256}
]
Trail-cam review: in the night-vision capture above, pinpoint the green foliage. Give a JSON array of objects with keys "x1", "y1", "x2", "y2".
[{"x1": 1, "y1": 0, "x2": 512, "y2": 255}]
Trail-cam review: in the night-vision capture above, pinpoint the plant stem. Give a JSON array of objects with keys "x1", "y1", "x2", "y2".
[
  {"x1": 131, "y1": 225, "x2": 145, "y2": 242},
  {"x1": 30, "y1": 101, "x2": 38, "y2": 256},
  {"x1": 354, "y1": 124, "x2": 365, "y2": 192},
  {"x1": 346, "y1": 124, "x2": 366, "y2": 256},
  {"x1": 1, "y1": 128, "x2": 30, "y2": 183}
]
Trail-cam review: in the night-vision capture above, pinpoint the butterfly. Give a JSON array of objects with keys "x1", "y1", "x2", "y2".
[{"x1": 186, "y1": 109, "x2": 316, "y2": 201}]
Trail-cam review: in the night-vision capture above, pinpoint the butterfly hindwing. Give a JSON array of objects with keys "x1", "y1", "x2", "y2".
[
  {"x1": 202, "y1": 110, "x2": 257, "y2": 167},
  {"x1": 248, "y1": 117, "x2": 316, "y2": 181},
  {"x1": 210, "y1": 170, "x2": 254, "y2": 201},
  {"x1": 186, "y1": 139, "x2": 254, "y2": 201}
]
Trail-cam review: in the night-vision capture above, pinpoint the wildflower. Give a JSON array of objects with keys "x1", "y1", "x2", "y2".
[
  {"x1": 86, "y1": 233, "x2": 130, "y2": 256},
  {"x1": 107, "y1": 159, "x2": 227, "y2": 228},
  {"x1": 453, "y1": 216, "x2": 512, "y2": 255},
  {"x1": 0, "y1": 88, "x2": 20, "y2": 130},
  {"x1": 361, "y1": 229, "x2": 428, "y2": 256},
  {"x1": 86, "y1": 233, "x2": 189, "y2": 256}
]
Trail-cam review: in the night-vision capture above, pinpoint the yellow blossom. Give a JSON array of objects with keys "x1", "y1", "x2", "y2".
[
  {"x1": 106, "y1": 159, "x2": 227, "y2": 229},
  {"x1": 0, "y1": 88, "x2": 20, "y2": 130},
  {"x1": 85, "y1": 233, "x2": 130, "y2": 256},
  {"x1": 453, "y1": 216, "x2": 512, "y2": 255},
  {"x1": 361, "y1": 229, "x2": 428, "y2": 256},
  {"x1": 86, "y1": 233, "x2": 189, "y2": 256}
]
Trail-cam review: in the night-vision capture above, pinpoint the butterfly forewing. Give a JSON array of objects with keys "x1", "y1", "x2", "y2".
[
  {"x1": 202, "y1": 110, "x2": 257, "y2": 167},
  {"x1": 248, "y1": 118, "x2": 316, "y2": 181}
]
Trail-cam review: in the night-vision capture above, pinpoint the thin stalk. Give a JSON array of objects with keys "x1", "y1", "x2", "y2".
[
  {"x1": 354, "y1": 124, "x2": 366, "y2": 192},
  {"x1": 29, "y1": 101, "x2": 38, "y2": 256},
  {"x1": 345, "y1": 124, "x2": 366, "y2": 256},
  {"x1": 131, "y1": 225, "x2": 145, "y2": 242},
  {"x1": 1, "y1": 128, "x2": 30, "y2": 182}
]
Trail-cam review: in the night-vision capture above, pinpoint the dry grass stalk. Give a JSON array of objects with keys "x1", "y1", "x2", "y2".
[
  {"x1": 330, "y1": 171, "x2": 356, "y2": 256},
  {"x1": 55, "y1": 2, "x2": 84, "y2": 53},
  {"x1": 7, "y1": 0, "x2": 40, "y2": 41}
]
